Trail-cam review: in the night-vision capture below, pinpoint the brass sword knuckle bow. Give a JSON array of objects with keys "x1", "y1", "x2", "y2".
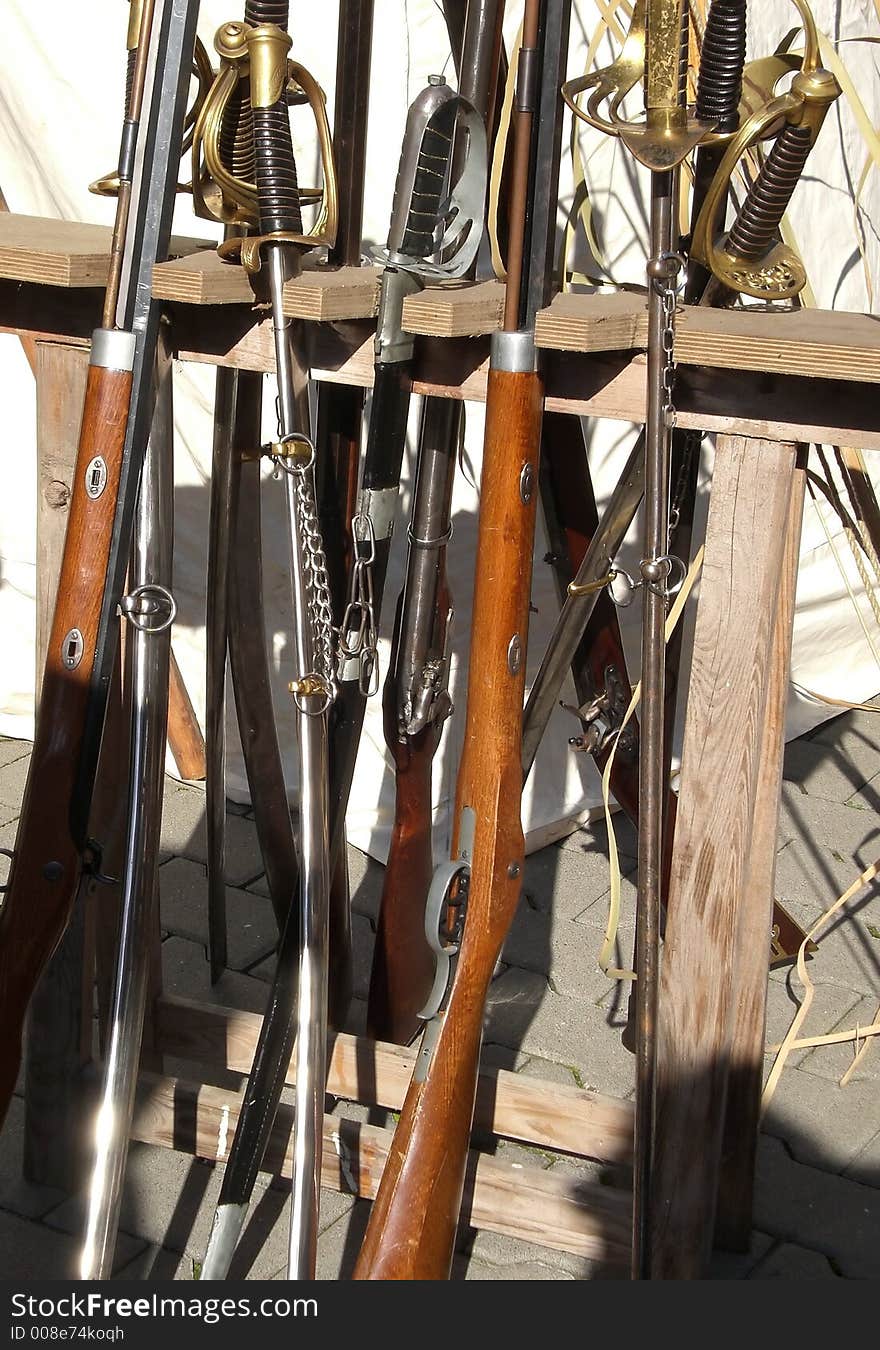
[
  {"x1": 561, "y1": 0, "x2": 715, "y2": 170},
  {"x1": 690, "y1": 0, "x2": 841, "y2": 300},
  {"x1": 192, "y1": 19, "x2": 337, "y2": 266}
]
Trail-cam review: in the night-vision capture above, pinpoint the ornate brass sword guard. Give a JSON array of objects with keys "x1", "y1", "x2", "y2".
[
  {"x1": 561, "y1": 0, "x2": 840, "y2": 300},
  {"x1": 191, "y1": 19, "x2": 337, "y2": 270},
  {"x1": 690, "y1": 0, "x2": 841, "y2": 300},
  {"x1": 561, "y1": 0, "x2": 715, "y2": 171}
]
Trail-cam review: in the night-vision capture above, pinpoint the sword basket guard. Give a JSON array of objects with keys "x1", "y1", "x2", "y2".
[{"x1": 191, "y1": 19, "x2": 337, "y2": 267}]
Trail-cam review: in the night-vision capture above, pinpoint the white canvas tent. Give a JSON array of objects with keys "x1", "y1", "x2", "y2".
[{"x1": 0, "y1": 0, "x2": 877, "y2": 863}]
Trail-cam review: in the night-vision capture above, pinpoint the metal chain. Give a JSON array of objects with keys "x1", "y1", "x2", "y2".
[
  {"x1": 660, "y1": 267, "x2": 679, "y2": 433},
  {"x1": 291, "y1": 461, "x2": 339, "y2": 707},
  {"x1": 338, "y1": 512, "x2": 380, "y2": 696},
  {"x1": 655, "y1": 253, "x2": 690, "y2": 568},
  {"x1": 667, "y1": 429, "x2": 699, "y2": 548}
]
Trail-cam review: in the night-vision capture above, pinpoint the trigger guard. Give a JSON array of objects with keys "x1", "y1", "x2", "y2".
[{"x1": 418, "y1": 856, "x2": 471, "y2": 1022}]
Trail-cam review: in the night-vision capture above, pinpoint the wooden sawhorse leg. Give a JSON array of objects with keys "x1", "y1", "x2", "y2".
[
  {"x1": 646, "y1": 433, "x2": 799, "y2": 1277},
  {"x1": 715, "y1": 447, "x2": 807, "y2": 1249}
]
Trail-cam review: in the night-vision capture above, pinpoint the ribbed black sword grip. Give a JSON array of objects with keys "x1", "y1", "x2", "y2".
[
  {"x1": 244, "y1": 0, "x2": 302, "y2": 236},
  {"x1": 727, "y1": 122, "x2": 812, "y2": 260},
  {"x1": 219, "y1": 83, "x2": 256, "y2": 182},
  {"x1": 124, "y1": 46, "x2": 136, "y2": 114},
  {"x1": 244, "y1": 0, "x2": 290, "y2": 24},
  {"x1": 396, "y1": 97, "x2": 458, "y2": 260},
  {"x1": 678, "y1": 3, "x2": 689, "y2": 104},
  {"x1": 696, "y1": 0, "x2": 747, "y2": 133}
]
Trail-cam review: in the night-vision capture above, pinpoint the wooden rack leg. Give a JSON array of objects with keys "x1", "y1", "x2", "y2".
[
  {"x1": 714, "y1": 448, "x2": 807, "y2": 1250},
  {"x1": 25, "y1": 341, "x2": 94, "y2": 1189},
  {"x1": 647, "y1": 434, "x2": 797, "y2": 1279}
]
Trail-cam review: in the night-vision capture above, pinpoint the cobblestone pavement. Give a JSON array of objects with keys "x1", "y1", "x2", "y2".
[{"x1": 0, "y1": 708, "x2": 878, "y2": 1280}]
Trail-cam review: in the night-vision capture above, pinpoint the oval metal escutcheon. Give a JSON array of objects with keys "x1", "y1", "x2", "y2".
[
  {"x1": 85, "y1": 456, "x2": 108, "y2": 500},
  {"x1": 61, "y1": 628, "x2": 84, "y2": 670},
  {"x1": 507, "y1": 634, "x2": 522, "y2": 675}
]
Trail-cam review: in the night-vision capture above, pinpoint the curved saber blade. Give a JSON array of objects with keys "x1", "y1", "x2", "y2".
[
  {"x1": 80, "y1": 332, "x2": 174, "y2": 1280},
  {"x1": 205, "y1": 366, "x2": 238, "y2": 982}
]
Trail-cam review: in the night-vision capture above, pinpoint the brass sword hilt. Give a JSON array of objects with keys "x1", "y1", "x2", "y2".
[
  {"x1": 191, "y1": 19, "x2": 337, "y2": 270},
  {"x1": 690, "y1": 0, "x2": 841, "y2": 300},
  {"x1": 561, "y1": 0, "x2": 716, "y2": 171}
]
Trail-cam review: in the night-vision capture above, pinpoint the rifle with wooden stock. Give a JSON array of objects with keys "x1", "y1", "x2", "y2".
[
  {"x1": 353, "y1": 0, "x2": 571, "y2": 1280},
  {"x1": 367, "y1": 0, "x2": 506, "y2": 1046},
  {"x1": 0, "y1": 0, "x2": 199, "y2": 1129}
]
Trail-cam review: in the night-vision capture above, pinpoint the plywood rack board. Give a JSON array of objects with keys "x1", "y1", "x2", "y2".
[{"x1": 1, "y1": 215, "x2": 878, "y2": 454}]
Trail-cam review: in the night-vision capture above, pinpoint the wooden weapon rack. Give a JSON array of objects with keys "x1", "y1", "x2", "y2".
[{"x1": 2, "y1": 213, "x2": 879, "y2": 1277}]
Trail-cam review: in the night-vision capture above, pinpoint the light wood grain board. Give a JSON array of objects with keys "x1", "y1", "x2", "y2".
[
  {"x1": 536, "y1": 291, "x2": 880, "y2": 384},
  {"x1": 0, "y1": 214, "x2": 208, "y2": 288},
  {"x1": 131, "y1": 1072, "x2": 632, "y2": 1264},
  {"x1": 3, "y1": 277, "x2": 879, "y2": 450},
  {"x1": 151, "y1": 256, "x2": 382, "y2": 316},
  {"x1": 649, "y1": 435, "x2": 797, "y2": 1278},
  {"x1": 155, "y1": 995, "x2": 634, "y2": 1165},
  {"x1": 715, "y1": 459, "x2": 806, "y2": 1250},
  {"x1": 402, "y1": 279, "x2": 505, "y2": 336}
]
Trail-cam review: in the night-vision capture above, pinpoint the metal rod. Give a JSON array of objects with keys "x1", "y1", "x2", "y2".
[
  {"x1": 205, "y1": 367, "x2": 238, "y2": 981},
  {"x1": 521, "y1": 437, "x2": 646, "y2": 779},
  {"x1": 102, "y1": 0, "x2": 158, "y2": 329},
  {"x1": 632, "y1": 168, "x2": 676, "y2": 1280},
  {"x1": 501, "y1": 0, "x2": 541, "y2": 330}
]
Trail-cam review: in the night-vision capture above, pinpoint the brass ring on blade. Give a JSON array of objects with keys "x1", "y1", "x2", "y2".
[
  {"x1": 270, "y1": 432, "x2": 316, "y2": 474},
  {"x1": 288, "y1": 673, "x2": 333, "y2": 717}
]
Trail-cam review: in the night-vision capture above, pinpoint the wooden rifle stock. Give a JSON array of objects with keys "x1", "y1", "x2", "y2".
[
  {"x1": 0, "y1": 357, "x2": 132, "y2": 1122},
  {"x1": 354, "y1": 366, "x2": 544, "y2": 1279},
  {"x1": 367, "y1": 580, "x2": 452, "y2": 1045}
]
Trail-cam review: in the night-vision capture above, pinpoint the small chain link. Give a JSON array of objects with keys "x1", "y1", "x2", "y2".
[
  {"x1": 667, "y1": 429, "x2": 699, "y2": 552},
  {"x1": 654, "y1": 253, "x2": 686, "y2": 556},
  {"x1": 660, "y1": 275, "x2": 678, "y2": 432},
  {"x1": 338, "y1": 512, "x2": 380, "y2": 696}
]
